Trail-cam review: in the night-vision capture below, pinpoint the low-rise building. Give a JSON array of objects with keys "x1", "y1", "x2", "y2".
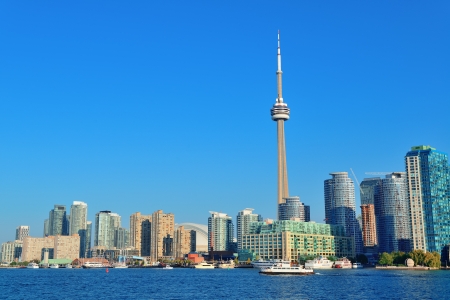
[
  {"x1": 1, "y1": 240, "x2": 23, "y2": 263},
  {"x1": 22, "y1": 234, "x2": 80, "y2": 262},
  {"x1": 242, "y1": 220, "x2": 354, "y2": 261}
]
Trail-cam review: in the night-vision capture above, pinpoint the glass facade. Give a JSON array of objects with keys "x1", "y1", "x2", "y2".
[
  {"x1": 278, "y1": 197, "x2": 310, "y2": 222},
  {"x1": 208, "y1": 211, "x2": 234, "y2": 251},
  {"x1": 48, "y1": 205, "x2": 68, "y2": 236},
  {"x1": 236, "y1": 208, "x2": 262, "y2": 251},
  {"x1": 405, "y1": 146, "x2": 450, "y2": 254},
  {"x1": 94, "y1": 211, "x2": 121, "y2": 249}
]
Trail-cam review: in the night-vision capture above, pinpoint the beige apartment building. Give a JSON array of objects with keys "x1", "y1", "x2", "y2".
[
  {"x1": 174, "y1": 226, "x2": 191, "y2": 259},
  {"x1": 150, "y1": 210, "x2": 174, "y2": 261},
  {"x1": 130, "y1": 212, "x2": 152, "y2": 256},
  {"x1": 22, "y1": 235, "x2": 80, "y2": 262}
]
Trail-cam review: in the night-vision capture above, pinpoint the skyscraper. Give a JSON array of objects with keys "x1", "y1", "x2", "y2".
[
  {"x1": 405, "y1": 145, "x2": 450, "y2": 254},
  {"x1": 278, "y1": 197, "x2": 310, "y2": 221},
  {"x1": 48, "y1": 205, "x2": 68, "y2": 236},
  {"x1": 150, "y1": 210, "x2": 174, "y2": 261},
  {"x1": 208, "y1": 211, "x2": 234, "y2": 252},
  {"x1": 360, "y1": 178, "x2": 381, "y2": 250},
  {"x1": 236, "y1": 208, "x2": 262, "y2": 251},
  {"x1": 69, "y1": 201, "x2": 88, "y2": 258},
  {"x1": 94, "y1": 211, "x2": 121, "y2": 249},
  {"x1": 130, "y1": 212, "x2": 152, "y2": 257},
  {"x1": 324, "y1": 172, "x2": 363, "y2": 254},
  {"x1": 15, "y1": 226, "x2": 30, "y2": 241},
  {"x1": 270, "y1": 32, "x2": 291, "y2": 213}
]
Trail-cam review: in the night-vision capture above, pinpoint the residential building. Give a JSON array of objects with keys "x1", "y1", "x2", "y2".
[
  {"x1": 176, "y1": 223, "x2": 208, "y2": 252},
  {"x1": 1, "y1": 241, "x2": 23, "y2": 263},
  {"x1": 236, "y1": 208, "x2": 262, "y2": 251},
  {"x1": 53, "y1": 234, "x2": 80, "y2": 260},
  {"x1": 43, "y1": 219, "x2": 49, "y2": 237},
  {"x1": 278, "y1": 197, "x2": 310, "y2": 222},
  {"x1": 360, "y1": 204, "x2": 377, "y2": 248},
  {"x1": 22, "y1": 236, "x2": 55, "y2": 261},
  {"x1": 242, "y1": 220, "x2": 354, "y2": 261},
  {"x1": 69, "y1": 201, "x2": 88, "y2": 258},
  {"x1": 48, "y1": 205, "x2": 69, "y2": 236},
  {"x1": 94, "y1": 211, "x2": 121, "y2": 249},
  {"x1": 324, "y1": 172, "x2": 362, "y2": 254},
  {"x1": 15, "y1": 226, "x2": 30, "y2": 241},
  {"x1": 150, "y1": 210, "x2": 174, "y2": 261},
  {"x1": 173, "y1": 226, "x2": 191, "y2": 258},
  {"x1": 405, "y1": 145, "x2": 450, "y2": 254},
  {"x1": 114, "y1": 227, "x2": 129, "y2": 249},
  {"x1": 208, "y1": 211, "x2": 234, "y2": 252},
  {"x1": 129, "y1": 212, "x2": 151, "y2": 256}
]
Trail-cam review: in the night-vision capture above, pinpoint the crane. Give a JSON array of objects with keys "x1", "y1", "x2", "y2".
[{"x1": 350, "y1": 168, "x2": 364, "y2": 195}]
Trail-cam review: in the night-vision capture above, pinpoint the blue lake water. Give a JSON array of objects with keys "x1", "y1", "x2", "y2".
[{"x1": 1, "y1": 267, "x2": 449, "y2": 299}]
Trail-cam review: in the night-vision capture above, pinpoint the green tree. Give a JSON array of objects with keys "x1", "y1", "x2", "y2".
[
  {"x1": 409, "y1": 250, "x2": 426, "y2": 266},
  {"x1": 423, "y1": 251, "x2": 441, "y2": 268},
  {"x1": 378, "y1": 252, "x2": 393, "y2": 266}
]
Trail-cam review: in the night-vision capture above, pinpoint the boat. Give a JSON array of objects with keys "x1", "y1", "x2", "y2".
[
  {"x1": 82, "y1": 261, "x2": 109, "y2": 269},
  {"x1": 162, "y1": 265, "x2": 173, "y2": 269},
  {"x1": 64, "y1": 264, "x2": 73, "y2": 269},
  {"x1": 259, "y1": 261, "x2": 314, "y2": 275},
  {"x1": 217, "y1": 260, "x2": 235, "y2": 269},
  {"x1": 49, "y1": 264, "x2": 59, "y2": 269},
  {"x1": 334, "y1": 257, "x2": 352, "y2": 269},
  {"x1": 193, "y1": 262, "x2": 215, "y2": 269},
  {"x1": 305, "y1": 256, "x2": 334, "y2": 269},
  {"x1": 112, "y1": 262, "x2": 128, "y2": 269},
  {"x1": 352, "y1": 262, "x2": 363, "y2": 269},
  {"x1": 26, "y1": 262, "x2": 39, "y2": 269},
  {"x1": 251, "y1": 259, "x2": 291, "y2": 269}
]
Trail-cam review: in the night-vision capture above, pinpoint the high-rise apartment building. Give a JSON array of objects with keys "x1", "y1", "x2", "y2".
[
  {"x1": 53, "y1": 234, "x2": 80, "y2": 260},
  {"x1": 94, "y1": 211, "x2": 121, "y2": 249},
  {"x1": 236, "y1": 208, "x2": 262, "y2": 251},
  {"x1": 208, "y1": 211, "x2": 234, "y2": 252},
  {"x1": 360, "y1": 178, "x2": 381, "y2": 250},
  {"x1": 278, "y1": 197, "x2": 310, "y2": 222},
  {"x1": 173, "y1": 226, "x2": 191, "y2": 258},
  {"x1": 83, "y1": 221, "x2": 92, "y2": 258},
  {"x1": 405, "y1": 145, "x2": 450, "y2": 254},
  {"x1": 130, "y1": 212, "x2": 152, "y2": 256},
  {"x1": 324, "y1": 172, "x2": 363, "y2": 254},
  {"x1": 43, "y1": 219, "x2": 49, "y2": 237},
  {"x1": 69, "y1": 201, "x2": 89, "y2": 258},
  {"x1": 15, "y1": 226, "x2": 30, "y2": 241},
  {"x1": 114, "y1": 227, "x2": 129, "y2": 249},
  {"x1": 150, "y1": 210, "x2": 174, "y2": 261},
  {"x1": 22, "y1": 236, "x2": 55, "y2": 261},
  {"x1": 48, "y1": 205, "x2": 69, "y2": 236}
]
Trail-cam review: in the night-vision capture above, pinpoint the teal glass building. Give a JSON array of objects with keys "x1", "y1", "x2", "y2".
[{"x1": 405, "y1": 145, "x2": 450, "y2": 254}]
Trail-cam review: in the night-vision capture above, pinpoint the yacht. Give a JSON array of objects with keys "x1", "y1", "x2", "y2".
[
  {"x1": 251, "y1": 259, "x2": 290, "y2": 269},
  {"x1": 162, "y1": 265, "x2": 173, "y2": 269},
  {"x1": 259, "y1": 261, "x2": 314, "y2": 275},
  {"x1": 82, "y1": 261, "x2": 108, "y2": 269},
  {"x1": 352, "y1": 262, "x2": 363, "y2": 269},
  {"x1": 217, "y1": 260, "x2": 235, "y2": 269},
  {"x1": 26, "y1": 262, "x2": 39, "y2": 269},
  {"x1": 193, "y1": 262, "x2": 215, "y2": 269},
  {"x1": 334, "y1": 257, "x2": 352, "y2": 269},
  {"x1": 305, "y1": 256, "x2": 334, "y2": 269},
  {"x1": 49, "y1": 264, "x2": 59, "y2": 269}
]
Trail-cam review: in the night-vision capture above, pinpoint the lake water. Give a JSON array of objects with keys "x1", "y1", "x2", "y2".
[{"x1": 1, "y1": 267, "x2": 449, "y2": 299}]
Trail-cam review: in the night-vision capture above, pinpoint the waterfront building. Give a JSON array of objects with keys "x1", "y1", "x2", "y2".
[
  {"x1": 176, "y1": 223, "x2": 208, "y2": 252},
  {"x1": 208, "y1": 211, "x2": 234, "y2": 251},
  {"x1": 53, "y1": 234, "x2": 80, "y2": 260},
  {"x1": 376, "y1": 172, "x2": 411, "y2": 253},
  {"x1": 150, "y1": 210, "x2": 174, "y2": 261},
  {"x1": 1, "y1": 240, "x2": 23, "y2": 263},
  {"x1": 129, "y1": 212, "x2": 152, "y2": 256},
  {"x1": 242, "y1": 220, "x2": 354, "y2": 261},
  {"x1": 69, "y1": 201, "x2": 88, "y2": 258},
  {"x1": 278, "y1": 197, "x2": 310, "y2": 222},
  {"x1": 94, "y1": 211, "x2": 121, "y2": 249},
  {"x1": 324, "y1": 172, "x2": 362, "y2": 254},
  {"x1": 48, "y1": 205, "x2": 69, "y2": 236},
  {"x1": 236, "y1": 208, "x2": 262, "y2": 251},
  {"x1": 270, "y1": 32, "x2": 294, "y2": 216},
  {"x1": 15, "y1": 226, "x2": 30, "y2": 241},
  {"x1": 173, "y1": 226, "x2": 191, "y2": 258},
  {"x1": 114, "y1": 227, "x2": 129, "y2": 249},
  {"x1": 405, "y1": 145, "x2": 450, "y2": 253},
  {"x1": 22, "y1": 236, "x2": 55, "y2": 261}
]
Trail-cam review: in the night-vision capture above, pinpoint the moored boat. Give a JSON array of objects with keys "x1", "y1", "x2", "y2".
[
  {"x1": 352, "y1": 262, "x2": 363, "y2": 269},
  {"x1": 217, "y1": 260, "x2": 235, "y2": 269},
  {"x1": 251, "y1": 259, "x2": 290, "y2": 269},
  {"x1": 193, "y1": 262, "x2": 215, "y2": 269},
  {"x1": 334, "y1": 257, "x2": 352, "y2": 269},
  {"x1": 305, "y1": 256, "x2": 333, "y2": 269},
  {"x1": 82, "y1": 261, "x2": 109, "y2": 269},
  {"x1": 49, "y1": 263, "x2": 59, "y2": 269},
  {"x1": 259, "y1": 261, "x2": 314, "y2": 275},
  {"x1": 26, "y1": 262, "x2": 39, "y2": 269}
]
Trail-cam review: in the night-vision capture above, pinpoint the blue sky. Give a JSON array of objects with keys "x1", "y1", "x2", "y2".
[{"x1": 0, "y1": 1, "x2": 449, "y2": 243}]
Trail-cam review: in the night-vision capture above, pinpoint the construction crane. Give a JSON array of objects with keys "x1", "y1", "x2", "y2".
[{"x1": 350, "y1": 168, "x2": 364, "y2": 195}]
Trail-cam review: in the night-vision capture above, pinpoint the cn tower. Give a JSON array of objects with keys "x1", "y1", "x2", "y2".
[{"x1": 270, "y1": 31, "x2": 291, "y2": 212}]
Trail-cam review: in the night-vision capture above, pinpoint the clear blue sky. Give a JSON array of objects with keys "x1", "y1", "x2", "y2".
[{"x1": 1, "y1": 1, "x2": 449, "y2": 243}]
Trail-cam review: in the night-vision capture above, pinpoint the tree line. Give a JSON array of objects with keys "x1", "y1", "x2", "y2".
[{"x1": 378, "y1": 250, "x2": 441, "y2": 268}]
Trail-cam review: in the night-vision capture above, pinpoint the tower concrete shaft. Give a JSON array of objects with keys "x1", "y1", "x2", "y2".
[{"x1": 270, "y1": 31, "x2": 291, "y2": 209}]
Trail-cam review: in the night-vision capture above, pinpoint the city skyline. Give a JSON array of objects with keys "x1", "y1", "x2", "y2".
[{"x1": 1, "y1": 2, "x2": 449, "y2": 243}]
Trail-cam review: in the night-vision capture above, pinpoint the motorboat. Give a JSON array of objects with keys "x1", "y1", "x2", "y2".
[
  {"x1": 334, "y1": 257, "x2": 352, "y2": 269},
  {"x1": 251, "y1": 259, "x2": 291, "y2": 269},
  {"x1": 352, "y1": 262, "x2": 363, "y2": 269},
  {"x1": 305, "y1": 256, "x2": 334, "y2": 269},
  {"x1": 49, "y1": 264, "x2": 59, "y2": 269},
  {"x1": 193, "y1": 262, "x2": 215, "y2": 269},
  {"x1": 217, "y1": 260, "x2": 235, "y2": 269},
  {"x1": 26, "y1": 262, "x2": 39, "y2": 269},
  {"x1": 112, "y1": 262, "x2": 128, "y2": 269},
  {"x1": 82, "y1": 261, "x2": 109, "y2": 269},
  {"x1": 162, "y1": 265, "x2": 173, "y2": 269},
  {"x1": 64, "y1": 264, "x2": 73, "y2": 269},
  {"x1": 259, "y1": 261, "x2": 314, "y2": 275}
]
